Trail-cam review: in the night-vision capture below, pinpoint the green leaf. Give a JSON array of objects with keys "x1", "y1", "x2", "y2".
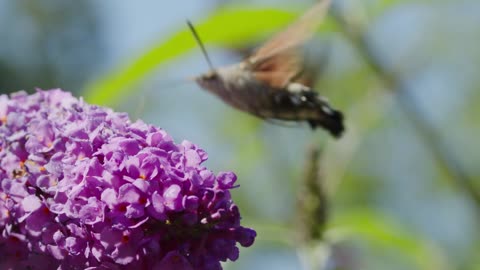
[
  {"x1": 81, "y1": 0, "x2": 433, "y2": 106},
  {"x1": 327, "y1": 209, "x2": 451, "y2": 270},
  {"x1": 83, "y1": 7, "x2": 300, "y2": 106}
]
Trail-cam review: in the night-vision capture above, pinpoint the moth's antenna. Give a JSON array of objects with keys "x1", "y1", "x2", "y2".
[{"x1": 187, "y1": 20, "x2": 215, "y2": 71}]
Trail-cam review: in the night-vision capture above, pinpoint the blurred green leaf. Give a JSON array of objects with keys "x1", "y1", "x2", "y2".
[
  {"x1": 327, "y1": 209, "x2": 451, "y2": 270},
  {"x1": 83, "y1": 5, "x2": 340, "y2": 106},
  {"x1": 83, "y1": 8, "x2": 296, "y2": 106},
  {"x1": 82, "y1": 0, "x2": 423, "y2": 107},
  {"x1": 82, "y1": 0, "x2": 433, "y2": 106}
]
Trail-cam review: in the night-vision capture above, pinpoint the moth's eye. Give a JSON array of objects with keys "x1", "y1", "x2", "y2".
[{"x1": 203, "y1": 72, "x2": 218, "y2": 80}]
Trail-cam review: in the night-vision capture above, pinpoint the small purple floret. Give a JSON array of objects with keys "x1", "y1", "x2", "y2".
[{"x1": 0, "y1": 89, "x2": 256, "y2": 269}]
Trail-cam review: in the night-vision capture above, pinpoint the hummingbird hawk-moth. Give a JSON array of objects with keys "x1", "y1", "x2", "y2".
[{"x1": 190, "y1": 0, "x2": 344, "y2": 138}]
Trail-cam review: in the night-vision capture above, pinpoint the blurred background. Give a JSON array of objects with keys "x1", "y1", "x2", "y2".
[{"x1": 1, "y1": 0, "x2": 479, "y2": 269}]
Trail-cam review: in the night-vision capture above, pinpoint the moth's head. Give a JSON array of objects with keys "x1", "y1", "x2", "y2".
[
  {"x1": 199, "y1": 70, "x2": 218, "y2": 81},
  {"x1": 195, "y1": 70, "x2": 223, "y2": 92}
]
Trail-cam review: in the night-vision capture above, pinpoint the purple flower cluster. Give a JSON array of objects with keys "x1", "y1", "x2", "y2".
[{"x1": 0, "y1": 89, "x2": 255, "y2": 269}]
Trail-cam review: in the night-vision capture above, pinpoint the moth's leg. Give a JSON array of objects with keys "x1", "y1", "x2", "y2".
[{"x1": 307, "y1": 120, "x2": 318, "y2": 130}]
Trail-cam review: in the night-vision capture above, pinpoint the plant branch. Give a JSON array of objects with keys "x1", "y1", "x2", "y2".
[
  {"x1": 330, "y1": 7, "x2": 480, "y2": 206},
  {"x1": 297, "y1": 144, "x2": 328, "y2": 243},
  {"x1": 296, "y1": 144, "x2": 330, "y2": 270}
]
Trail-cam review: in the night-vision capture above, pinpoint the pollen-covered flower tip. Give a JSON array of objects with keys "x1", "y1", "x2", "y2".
[{"x1": 0, "y1": 89, "x2": 256, "y2": 269}]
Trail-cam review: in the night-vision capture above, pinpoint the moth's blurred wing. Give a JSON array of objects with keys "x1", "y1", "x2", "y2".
[
  {"x1": 251, "y1": 48, "x2": 305, "y2": 88},
  {"x1": 249, "y1": 0, "x2": 331, "y2": 89}
]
